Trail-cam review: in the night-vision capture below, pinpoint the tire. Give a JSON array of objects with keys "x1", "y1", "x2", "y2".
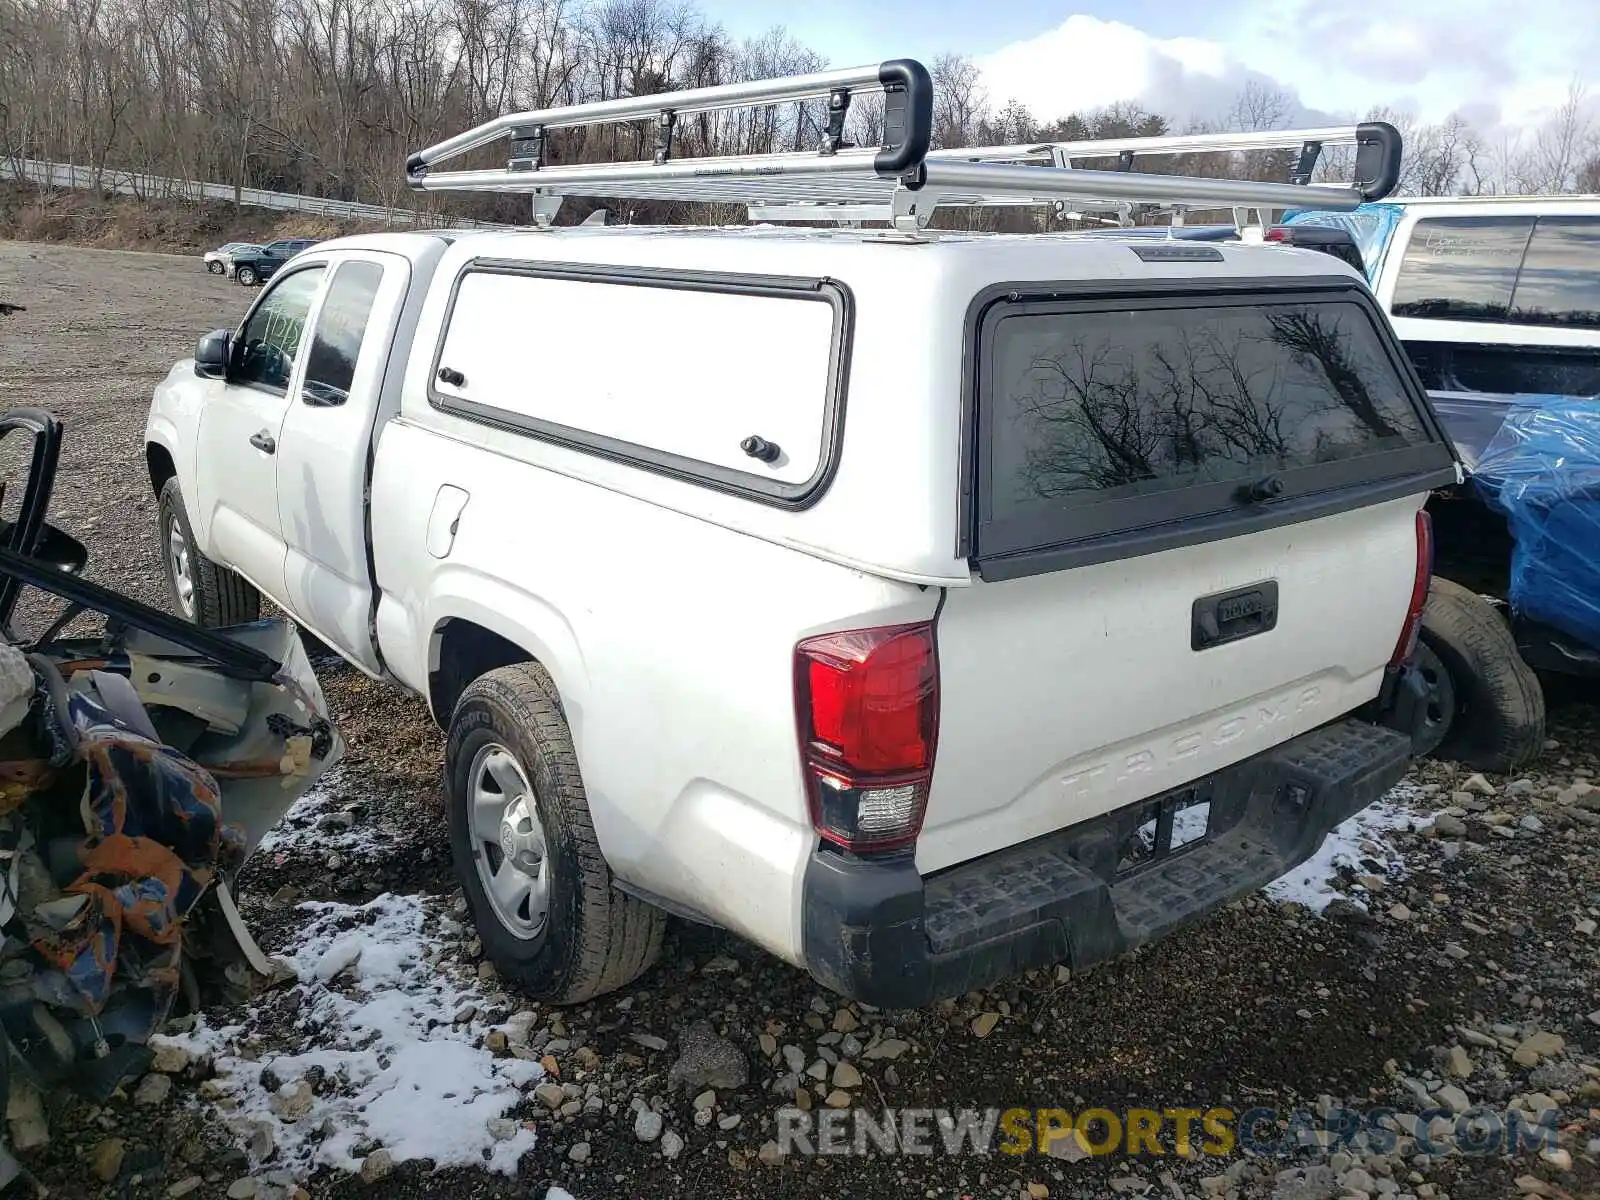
[
  {"x1": 236, "y1": 265, "x2": 258, "y2": 287},
  {"x1": 445, "y1": 663, "x2": 664, "y2": 1003},
  {"x1": 207, "y1": 260, "x2": 224, "y2": 275},
  {"x1": 158, "y1": 477, "x2": 261, "y2": 628},
  {"x1": 1418, "y1": 576, "x2": 1545, "y2": 773}
]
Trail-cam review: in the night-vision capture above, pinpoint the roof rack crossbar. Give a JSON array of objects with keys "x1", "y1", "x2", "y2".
[
  {"x1": 938, "y1": 125, "x2": 1370, "y2": 164},
  {"x1": 404, "y1": 59, "x2": 1402, "y2": 226},
  {"x1": 407, "y1": 59, "x2": 933, "y2": 183}
]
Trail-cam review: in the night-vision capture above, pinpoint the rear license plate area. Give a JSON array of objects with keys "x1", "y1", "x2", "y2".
[{"x1": 1116, "y1": 786, "x2": 1213, "y2": 876}]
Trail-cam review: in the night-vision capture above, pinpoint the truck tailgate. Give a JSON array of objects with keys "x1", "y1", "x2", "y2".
[
  {"x1": 920, "y1": 281, "x2": 1456, "y2": 874},
  {"x1": 921, "y1": 495, "x2": 1419, "y2": 872}
]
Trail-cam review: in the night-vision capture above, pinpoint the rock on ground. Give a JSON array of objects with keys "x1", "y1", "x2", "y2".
[
  {"x1": 667, "y1": 1020, "x2": 748, "y2": 1091},
  {"x1": 149, "y1": 1040, "x2": 193, "y2": 1074},
  {"x1": 90, "y1": 1137, "x2": 125, "y2": 1183},
  {"x1": 132, "y1": 1073, "x2": 173, "y2": 1108},
  {"x1": 358, "y1": 1150, "x2": 393, "y2": 1184},
  {"x1": 634, "y1": 1108, "x2": 664, "y2": 1142}
]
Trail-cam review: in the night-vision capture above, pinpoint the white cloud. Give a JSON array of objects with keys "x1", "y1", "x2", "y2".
[
  {"x1": 976, "y1": 7, "x2": 1595, "y2": 133},
  {"x1": 977, "y1": 16, "x2": 1264, "y2": 126}
]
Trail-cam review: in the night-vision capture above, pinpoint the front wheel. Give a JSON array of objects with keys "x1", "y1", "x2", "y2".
[
  {"x1": 158, "y1": 477, "x2": 261, "y2": 628},
  {"x1": 445, "y1": 663, "x2": 664, "y2": 1003},
  {"x1": 1417, "y1": 577, "x2": 1545, "y2": 772},
  {"x1": 207, "y1": 260, "x2": 224, "y2": 275},
  {"x1": 236, "y1": 265, "x2": 258, "y2": 287}
]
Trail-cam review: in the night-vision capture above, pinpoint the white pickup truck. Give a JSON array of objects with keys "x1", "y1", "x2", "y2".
[{"x1": 144, "y1": 61, "x2": 1453, "y2": 1007}]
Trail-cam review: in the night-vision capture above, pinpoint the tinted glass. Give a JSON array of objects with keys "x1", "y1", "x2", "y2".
[
  {"x1": 1406, "y1": 341, "x2": 1600, "y2": 397},
  {"x1": 1390, "y1": 216, "x2": 1534, "y2": 322},
  {"x1": 1508, "y1": 217, "x2": 1600, "y2": 329},
  {"x1": 302, "y1": 261, "x2": 384, "y2": 406},
  {"x1": 987, "y1": 301, "x2": 1427, "y2": 519},
  {"x1": 233, "y1": 268, "x2": 324, "y2": 391}
]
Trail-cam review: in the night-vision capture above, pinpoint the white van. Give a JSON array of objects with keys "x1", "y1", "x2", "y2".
[
  {"x1": 1289, "y1": 196, "x2": 1600, "y2": 769},
  {"x1": 1377, "y1": 196, "x2": 1600, "y2": 428}
]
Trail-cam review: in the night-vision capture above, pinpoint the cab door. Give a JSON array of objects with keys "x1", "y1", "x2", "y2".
[
  {"x1": 193, "y1": 264, "x2": 326, "y2": 608},
  {"x1": 274, "y1": 252, "x2": 410, "y2": 674}
]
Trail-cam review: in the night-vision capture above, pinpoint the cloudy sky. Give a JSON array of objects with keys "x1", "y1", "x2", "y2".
[{"x1": 697, "y1": 0, "x2": 1596, "y2": 130}]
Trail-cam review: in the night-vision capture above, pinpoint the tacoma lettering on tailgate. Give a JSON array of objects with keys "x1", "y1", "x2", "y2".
[{"x1": 1058, "y1": 685, "x2": 1323, "y2": 799}]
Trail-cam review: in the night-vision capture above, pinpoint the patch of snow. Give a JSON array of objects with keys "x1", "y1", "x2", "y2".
[
  {"x1": 1133, "y1": 800, "x2": 1212, "y2": 853},
  {"x1": 1172, "y1": 801, "x2": 1211, "y2": 847},
  {"x1": 171, "y1": 892, "x2": 540, "y2": 1176},
  {"x1": 1264, "y1": 780, "x2": 1430, "y2": 913},
  {"x1": 253, "y1": 767, "x2": 390, "y2": 857}
]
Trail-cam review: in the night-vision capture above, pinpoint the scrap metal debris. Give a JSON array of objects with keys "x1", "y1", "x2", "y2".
[{"x1": 0, "y1": 408, "x2": 344, "y2": 1187}]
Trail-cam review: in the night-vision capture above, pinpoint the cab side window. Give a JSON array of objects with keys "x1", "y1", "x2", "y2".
[
  {"x1": 1509, "y1": 217, "x2": 1600, "y2": 329},
  {"x1": 234, "y1": 268, "x2": 324, "y2": 393},
  {"x1": 301, "y1": 261, "x2": 385, "y2": 407},
  {"x1": 1390, "y1": 216, "x2": 1534, "y2": 323}
]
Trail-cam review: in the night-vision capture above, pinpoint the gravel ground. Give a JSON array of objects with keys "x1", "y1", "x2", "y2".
[{"x1": 1, "y1": 239, "x2": 1597, "y2": 1200}]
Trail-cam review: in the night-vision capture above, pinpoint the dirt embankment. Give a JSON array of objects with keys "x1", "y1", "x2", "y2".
[{"x1": 0, "y1": 181, "x2": 389, "y2": 256}]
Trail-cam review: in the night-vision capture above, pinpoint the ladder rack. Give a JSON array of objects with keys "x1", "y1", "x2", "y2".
[{"x1": 405, "y1": 59, "x2": 1402, "y2": 231}]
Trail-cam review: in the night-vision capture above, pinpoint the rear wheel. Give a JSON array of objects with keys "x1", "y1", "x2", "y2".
[
  {"x1": 1410, "y1": 639, "x2": 1456, "y2": 758},
  {"x1": 1417, "y1": 576, "x2": 1545, "y2": 772},
  {"x1": 445, "y1": 662, "x2": 664, "y2": 1003},
  {"x1": 158, "y1": 478, "x2": 261, "y2": 628}
]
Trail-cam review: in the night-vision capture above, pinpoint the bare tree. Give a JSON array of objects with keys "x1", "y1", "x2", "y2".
[
  {"x1": 0, "y1": 7, "x2": 1586, "y2": 232},
  {"x1": 930, "y1": 52, "x2": 986, "y2": 150},
  {"x1": 1579, "y1": 152, "x2": 1600, "y2": 193},
  {"x1": 1511, "y1": 78, "x2": 1597, "y2": 193},
  {"x1": 1227, "y1": 80, "x2": 1292, "y2": 132},
  {"x1": 1461, "y1": 123, "x2": 1493, "y2": 195},
  {"x1": 1406, "y1": 113, "x2": 1474, "y2": 196}
]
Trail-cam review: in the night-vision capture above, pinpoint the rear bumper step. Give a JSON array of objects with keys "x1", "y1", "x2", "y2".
[{"x1": 800, "y1": 716, "x2": 1413, "y2": 1008}]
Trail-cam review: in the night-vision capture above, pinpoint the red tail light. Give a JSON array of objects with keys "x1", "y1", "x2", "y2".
[
  {"x1": 1390, "y1": 509, "x2": 1434, "y2": 667},
  {"x1": 794, "y1": 622, "x2": 939, "y2": 852}
]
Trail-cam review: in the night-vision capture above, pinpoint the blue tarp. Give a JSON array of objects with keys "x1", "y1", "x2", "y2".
[
  {"x1": 1472, "y1": 396, "x2": 1600, "y2": 651},
  {"x1": 1280, "y1": 202, "x2": 1405, "y2": 286}
]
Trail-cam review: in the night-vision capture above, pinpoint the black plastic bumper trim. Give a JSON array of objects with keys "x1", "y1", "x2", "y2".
[
  {"x1": 801, "y1": 717, "x2": 1413, "y2": 1008},
  {"x1": 1370, "y1": 661, "x2": 1434, "y2": 752}
]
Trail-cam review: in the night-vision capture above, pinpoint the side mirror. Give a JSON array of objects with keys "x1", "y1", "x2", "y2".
[
  {"x1": 0, "y1": 519, "x2": 86, "y2": 575},
  {"x1": 194, "y1": 329, "x2": 231, "y2": 379},
  {"x1": 33, "y1": 522, "x2": 88, "y2": 574}
]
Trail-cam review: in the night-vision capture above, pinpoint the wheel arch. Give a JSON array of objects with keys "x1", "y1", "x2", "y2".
[
  {"x1": 146, "y1": 440, "x2": 178, "y2": 498},
  {"x1": 424, "y1": 588, "x2": 588, "y2": 733}
]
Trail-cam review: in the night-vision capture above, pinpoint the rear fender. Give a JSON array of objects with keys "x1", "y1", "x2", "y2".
[{"x1": 422, "y1": 567, "x2": 590, "y2": 732}]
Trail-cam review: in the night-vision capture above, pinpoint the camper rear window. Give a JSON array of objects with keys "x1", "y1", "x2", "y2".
[{"x1": 969, "y1": 285, "x2": 1456, "y2": 574}]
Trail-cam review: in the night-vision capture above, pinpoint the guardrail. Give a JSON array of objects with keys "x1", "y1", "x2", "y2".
[{"x1": 1, "y1": 158, "x2": 510, "y2": 229}]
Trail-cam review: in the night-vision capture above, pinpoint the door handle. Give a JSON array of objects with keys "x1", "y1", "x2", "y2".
[
  {"x1": 249, "y1": 430, "x2": 276, "y2": 454},
  {"x1": 1191, "y1": 581, "x2": 1279, "y2": 651}
]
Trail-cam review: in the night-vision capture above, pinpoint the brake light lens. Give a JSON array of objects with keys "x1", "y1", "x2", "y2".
[
  {"x1": 1390, "y1": 508, "x2": 1434, "y2": 667},
  {"x1": 795, "y1": 623, "x2": 939, "y2": 852},
  {"x1": 1265, "y1": 225, "x2": 1366, "y2": 273}
]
